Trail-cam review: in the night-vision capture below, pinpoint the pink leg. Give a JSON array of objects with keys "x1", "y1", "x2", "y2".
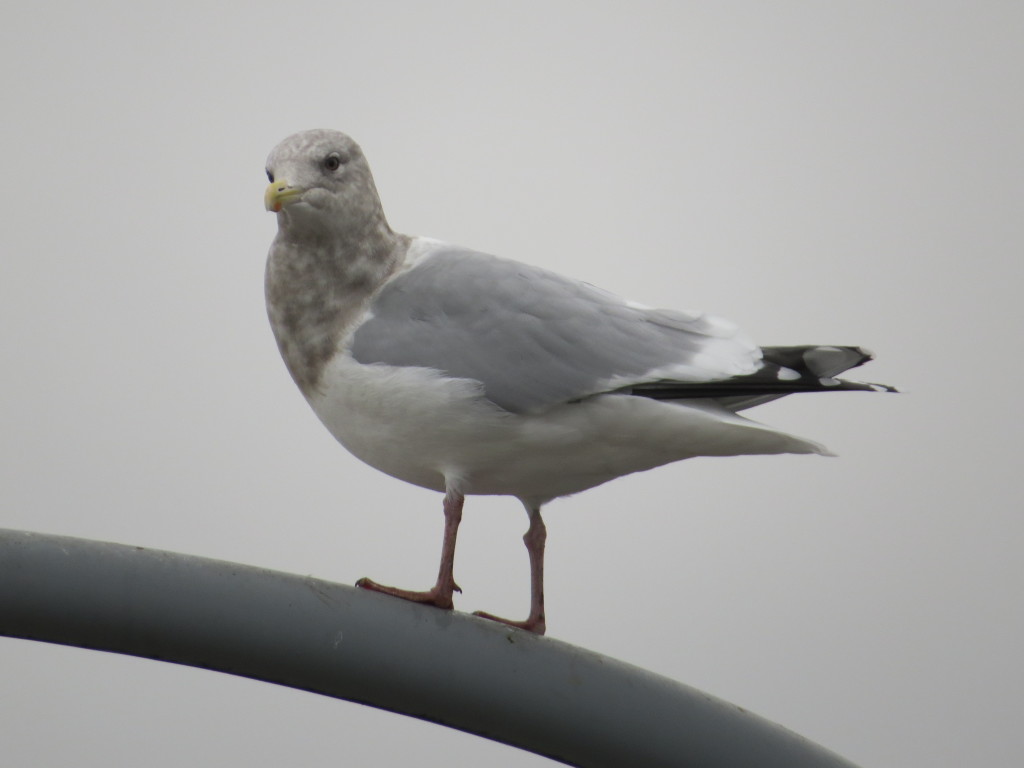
[
  {"x1": 474, "y1": 505, "x2": 547, "y2": 635},
  {"x1": 356, "y1": 489, "x2": 464, "y2": 610}
]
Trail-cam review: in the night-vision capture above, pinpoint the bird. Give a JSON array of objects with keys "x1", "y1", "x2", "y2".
[{"x1": 263, "y1": 128, "x2": 895, "y2": 635}]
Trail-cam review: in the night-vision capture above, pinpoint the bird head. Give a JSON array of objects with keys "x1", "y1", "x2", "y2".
[{"x1": 264, "y1": 129, "x2": 387, "y2": 239}]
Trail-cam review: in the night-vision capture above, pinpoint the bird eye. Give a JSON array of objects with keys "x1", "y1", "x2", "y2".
[
  {"x1": 266, "y1": 169, "x2": 274, "y2": 182},
  {"x1": 324, "y1": 153, "x2": 345, "y2": 172}
]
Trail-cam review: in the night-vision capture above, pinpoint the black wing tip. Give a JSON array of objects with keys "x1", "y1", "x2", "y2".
[
  {"x1": 761, "y1": 344, "x2": 875, "y2": 374},
  {"x1": 627, "y1": 377, "x2": 897, "y2": 400},
  {"x1": 619, "y1": 344, "x2": 897, "y2": 401},
  {"x1": 819, "y1": 377, "x2": 899, "y2": 394}
]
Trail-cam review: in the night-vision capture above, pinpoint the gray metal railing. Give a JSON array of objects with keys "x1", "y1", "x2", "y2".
[{"x1": 0, "y1": 529, "x2": 859, "y2": 767}]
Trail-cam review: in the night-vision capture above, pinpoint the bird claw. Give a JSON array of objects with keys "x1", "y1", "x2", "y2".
[
  {"x1": 355, "y1": 577, "x2": 457, "y2": 610},
  {"x1": 472, "y1": 609, "x2": 546, "y2": 636}
]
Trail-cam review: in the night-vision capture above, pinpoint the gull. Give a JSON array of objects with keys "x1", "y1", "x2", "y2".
[{"x1": 263, "y1": 129, "x2": 894, "y2": 635}]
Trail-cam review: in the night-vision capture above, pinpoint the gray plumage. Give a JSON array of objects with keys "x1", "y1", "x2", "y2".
[{"x1": 350, "y1": 246, "x2": 762, "y2": 414}]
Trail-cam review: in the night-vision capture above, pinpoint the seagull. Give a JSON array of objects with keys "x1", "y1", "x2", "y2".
[{"x1": 263, "y1": 129, "x2": 894, "y2": 635}]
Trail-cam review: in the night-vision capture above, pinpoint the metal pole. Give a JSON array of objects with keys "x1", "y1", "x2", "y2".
[{"x1": 0, "y1": 529, "x2": 859, "y2": 768}]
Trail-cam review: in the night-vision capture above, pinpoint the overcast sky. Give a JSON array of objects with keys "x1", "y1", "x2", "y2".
[{"x1": 1, "y1": 2, "x2": 1021, "y2": 766}]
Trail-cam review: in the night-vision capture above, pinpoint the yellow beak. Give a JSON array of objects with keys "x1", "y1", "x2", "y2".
[{"x1": 264, "y1": 180, "x2": 303, "y2": 212}]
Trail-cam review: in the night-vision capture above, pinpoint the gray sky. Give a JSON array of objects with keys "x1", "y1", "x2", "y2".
[{"x1": 1, "y1": 2, "x2": 1021, "y2": 766}]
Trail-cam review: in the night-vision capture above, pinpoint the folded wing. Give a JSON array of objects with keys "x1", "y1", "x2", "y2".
[{"x1": 350, "y1": 244, "x2": 894, "y2": 415}]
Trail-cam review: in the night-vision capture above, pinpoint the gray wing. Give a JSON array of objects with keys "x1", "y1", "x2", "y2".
[{"x1": 349, "y1": 245, "x2": 762, "y2": 414}]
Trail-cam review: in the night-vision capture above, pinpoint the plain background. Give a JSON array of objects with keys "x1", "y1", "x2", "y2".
[{"x1": 1, "y1": 2, "x2": 1021, "y2": 766}]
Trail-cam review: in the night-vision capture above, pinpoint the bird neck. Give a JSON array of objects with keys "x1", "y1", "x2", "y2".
[{"x1": 265, "y1": 222, "x2": 410, "y2": 397}]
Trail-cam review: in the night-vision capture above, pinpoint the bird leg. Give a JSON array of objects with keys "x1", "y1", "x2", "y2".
[
  {"x1": 356, "y1": 489, "x2": 464, "y2": 610},
  {"x1": 474, "y1": 505, "x2": 547, "y2": 635}
]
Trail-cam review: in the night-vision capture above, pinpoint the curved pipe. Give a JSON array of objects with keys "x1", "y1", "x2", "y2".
[{"x1": 0, "y1": 529, "x2": 858, "y2": 768}]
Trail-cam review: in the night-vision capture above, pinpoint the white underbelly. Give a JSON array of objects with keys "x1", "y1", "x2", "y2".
[{"x1": 306, "y1": 355, "x2": 826, "y2": 504}]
